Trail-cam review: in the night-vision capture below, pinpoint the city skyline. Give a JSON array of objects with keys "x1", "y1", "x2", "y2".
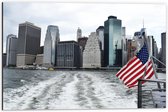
[{"x1": 3, "y1": 2, "x2": 166, "y2": 53}]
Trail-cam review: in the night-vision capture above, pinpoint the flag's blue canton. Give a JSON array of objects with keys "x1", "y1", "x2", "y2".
[{"x1": 136, "y1": 44, "x2": 149, "y2": 64}]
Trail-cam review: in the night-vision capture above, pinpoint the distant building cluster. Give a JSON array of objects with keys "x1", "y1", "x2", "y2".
[{"x1": 3, "y1": 16, "x2": 166, "y2": 69}]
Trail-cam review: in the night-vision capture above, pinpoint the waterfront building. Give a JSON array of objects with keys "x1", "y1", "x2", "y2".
[
  {"x1": 56, "y1": 41, "x2": 81, "y2": 68},
  {"x1": 43, "y1": 25, "x2": 60, "y2": 67},
  {"x1": 16, "y1": 22, "x2": 41, "y2": 66},
  {"x1": 6, "y1": 34, "x2": 17, "y2": 66},
  {"x1": 161, "y1": 32, "x2": 166, "y2": 67},
  {"x1": 104, "y1": 16, "x2": 122, "y2": 67},
  {"x1": 77, "y1": 27, "x2": 82, "y2": 40},
  {"x1": 83, "y1": 32, "x2": 101, "y2": 68}
]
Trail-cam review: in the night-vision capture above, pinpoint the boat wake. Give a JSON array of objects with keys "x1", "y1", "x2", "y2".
[{"x1": 3, "y1": 71, "x2": 137, "y2": 110}]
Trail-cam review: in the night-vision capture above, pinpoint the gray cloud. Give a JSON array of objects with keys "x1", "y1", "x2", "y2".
[{"x1": 3, "y1": 2, "x2": 166, "y2": 53}]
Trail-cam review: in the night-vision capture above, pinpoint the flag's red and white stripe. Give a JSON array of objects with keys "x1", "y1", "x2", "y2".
[{"x1": 116, "y1": 56, "x2": 154, "y2": 88}]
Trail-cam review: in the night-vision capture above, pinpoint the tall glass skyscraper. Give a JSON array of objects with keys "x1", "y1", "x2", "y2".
[
  {"x1": 104, "y1": 16, "x2": 122, "y2": 67},
  {"x1": 43, "y1": 25, "x2": 60, "y2": 66}
]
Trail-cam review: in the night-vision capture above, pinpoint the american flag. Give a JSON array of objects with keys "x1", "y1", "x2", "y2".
[{"x1": 116, "y1": 43, "x2": 154, "y2": 88}]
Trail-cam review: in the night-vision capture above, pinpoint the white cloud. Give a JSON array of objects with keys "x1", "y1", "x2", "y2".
[{"x1": 3, "y1": 2, "x2": 166, "y2": 53}]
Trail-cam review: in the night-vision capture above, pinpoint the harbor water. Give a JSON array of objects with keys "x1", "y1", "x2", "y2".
[{"x1": 4, "y1": 68, "x2": 165, "y2": 110}]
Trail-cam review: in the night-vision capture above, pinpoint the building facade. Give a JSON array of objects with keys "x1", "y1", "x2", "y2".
[
  {"x1": 6, "y1": 34, "x2": 18, "y2": 66},
  {"x1": 16, "y1": 22, "x2": 41, "y2": 66},
  {"x1": 83, "y1": 32, "x2": 101, "y2": 68},
  {"x1": 56, "y1": 41, "x2": 81, "y2": 68},
  {"x1": 104, "y1": 16, "x2": 122, "y2": 67},
  {"x1": 43, "y1": 25, "x2": 60, "y2": 67}
]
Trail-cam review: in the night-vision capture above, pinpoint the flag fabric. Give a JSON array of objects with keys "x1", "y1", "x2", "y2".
[{"x1": 116, "y1": 43, "x2": 154, "y2": 88}]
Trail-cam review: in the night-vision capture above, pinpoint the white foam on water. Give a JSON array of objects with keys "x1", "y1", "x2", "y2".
[
  {"x1": 48, "y1": 73, "x2": 80, "y2": 109},
  {"x1": 83, "y1": 72, "x2": 137, "y2": 108},
  {"x1": 3, "y1": 72, "x2": 67, "y2": 110},
  {"x1": 4, "y1": 71, "x2": 138, "y2": 110}
]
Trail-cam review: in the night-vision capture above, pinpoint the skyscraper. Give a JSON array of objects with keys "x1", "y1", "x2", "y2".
[
  {"x1": 133, "y1": 28, "x2": 147, "y2": 51},
  {"x1": 96, "y1": 26, "x2": 104, "y2": 66},
  {"x1": 43, "y1": 25, "x2": 60, "y2": 67},
  {"x1": 83, "y1": 32, "x2": 101, "y2": 68},
  {"x1": 77, "y1": 36, "x2": 88, "y2": 67},
  {"x1": 161, "y1": 32, "x2": 166, "y2": 67},
  {"x1": 77, "y1": 27, "x2": 82, "y2": 40},
  {"x1": 121, "y1": 27, "x2": 127, "y2": 65},
  {"x1": 16, "y1": 22, "x2": 41, "y2": 66},
  {"x1": 96, "y1": 26, "x2": 104, "y2": 50},
  {"x1": 104, "y1": 16, "x2": 122, "y2": 67},
  {"x1": 6, "y1": 34, "x2": 17, "y2": 66},
  {"x1": 147, "y1": 35, "x2": 154, "y2": 56},
  {"x1": 153, "y1": 41, "x2": 158, "y2": 59},
  {"x1": 146, "y1": 35, "x2": 159, "y2": 65}
]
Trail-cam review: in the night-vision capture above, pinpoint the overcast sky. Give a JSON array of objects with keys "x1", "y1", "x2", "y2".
[{"x1": 3, "y1": 2, "x2": 166, "y2": 53}]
